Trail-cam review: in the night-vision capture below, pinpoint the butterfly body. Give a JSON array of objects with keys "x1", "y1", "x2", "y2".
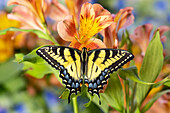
[{"x1": 36, "y1": 46, "x2": 134, "y2": 104}]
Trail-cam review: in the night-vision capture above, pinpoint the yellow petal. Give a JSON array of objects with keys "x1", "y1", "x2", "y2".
[{"x1": 79, "y1": 3, "x2": 113, "y2": 43}]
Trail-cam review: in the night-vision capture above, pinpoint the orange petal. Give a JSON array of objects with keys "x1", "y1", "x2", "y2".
[
  {"x1": 8, "y1": 0, "x2": 47, "y2": 23},
  {"x1": 69, "y1": 40, "x2": 82, "y2": 50},
  {"x1": 8, "y1": 6, "x2": 45, "y2": 32},
  {"x1": 49, "y1": 0, "x2": 69, "y2": 21},
  {"x1": 57, "y1": 15, "x2": 77, "y2": 42},
  {"x1": 156, "y1": 26, "x2": 170, "y2": 42},
  {"x1": 85, "y1": 38, "x2": 106, "y2": 50},
  {"x1": 79, "y1": 3, "x2": 113, "y2": 43},
  {"x1": 114, "y1": 7, "x2": 134, "y2": 30}
]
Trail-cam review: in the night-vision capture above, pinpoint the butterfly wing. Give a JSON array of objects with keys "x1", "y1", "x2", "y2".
[
  {"x1": 36, "y1": 46, "x2": 82, "y2": 103},
  {"x1": 85, "y1": 49, "x2": 134, "y2": 98}
]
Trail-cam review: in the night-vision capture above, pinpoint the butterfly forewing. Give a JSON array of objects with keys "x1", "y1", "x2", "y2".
[
  {"x1": 36, "y1": 46, "x2": 82, "y2": 103},
  {"x1": 85, "y1": 49, "x2": 134, "y2": 97}
]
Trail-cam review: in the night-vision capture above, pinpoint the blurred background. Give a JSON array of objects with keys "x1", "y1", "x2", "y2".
[{"x1": 0, "y1": 0, "x2": 169, "y2": 113}]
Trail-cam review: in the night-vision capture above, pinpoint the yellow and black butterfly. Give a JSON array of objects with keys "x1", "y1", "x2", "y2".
[{"x1": 36, "y1": 46, "x2": 134, "y2": 104}]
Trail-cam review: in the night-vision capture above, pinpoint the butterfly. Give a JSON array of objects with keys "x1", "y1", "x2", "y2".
[{"x1": 36, "y1": 46, "x2": 134, "y2": 104}]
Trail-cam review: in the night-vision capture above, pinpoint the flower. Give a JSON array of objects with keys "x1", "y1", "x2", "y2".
[
  {"x1": 130, "y1": 24, "x2": 170, "y2": 56},
  {"x1": 57, "y1": 3, "x2": 113, "y2": 50},
  {"x1": 49, "y1": 0, "x2": 89, "y2": 24},
  {"x1": 7, "y1": 0, "x2": 50, "y2": 33},
  {"x1": 101, "y1": 7, "x2": 134, "y2": 48},
  {"x1": 0, "y1": 11, "x2": 20, "y2": 62}
]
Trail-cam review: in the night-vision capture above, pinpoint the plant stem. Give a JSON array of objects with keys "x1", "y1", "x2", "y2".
[
  {"x1": 43, "y1": 23, "x2": 59, "y2": 45},
  {"x1": 124, "y1": 80, "x2": 130, "y2": 113},
  {"x1": 130, "y1": 83, "x2": 137, "y2": 113},
  {"x1": 72, "y1": 96, "x2": 78, "y2": 113}
]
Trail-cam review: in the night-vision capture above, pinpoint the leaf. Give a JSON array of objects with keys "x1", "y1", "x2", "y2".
[
  {"x1": 86, "y1": 94, "x2": 109, "y2": 113},
  {"x1": 14, "y1": 46, "x2": 61, "y2": 82},
  {"x1": 0, "y1": 59, "x2": 23, "y2": 84},
  {"x1": 101, "y1": 72, "x2": 124, "y2": 112},
  {"x1": 118, "y1": 66, "x2": 154, "y2": 85},
  {"x1": 119, "y1": 30, "x2": 133, "y2": 52},
  {"x1": 152, "y1": 77, "x2": 170, "y2": 88},
  {"x1": 14, "y1": 53, "x2": 24, "y2": 63},
  {"x1": 0, "y1": 27, "x2": 49, "y2": 40},
  {"x1": 134, "y1": 107, "x2": 141, "y2": 113},
  {"x1": 84, "y1": 94, "x2": 94, "y2": 107},
  {"x1": 136, "y1": 31, "x2": 164, "y2": 106},
  {"x1": 59, "y1": 89, "x2": 70, "y2": 99},
  {"x1": 141, "y1": 89, "x2": 170, "y2": 113},
  {"x1": 24, "y1": 62, "x2": 56, "y2": 78},
  {"x1": 164, "y1": 79, "x2": 170, "y2": 87}
]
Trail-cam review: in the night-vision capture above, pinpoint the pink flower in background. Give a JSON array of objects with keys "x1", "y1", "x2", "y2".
[
  {"x1": 130, "y1": 24, "x2": 170, "y2": 55},
  {"x1": 101, "y1": 7, "x2": 134, "y2": 48}
]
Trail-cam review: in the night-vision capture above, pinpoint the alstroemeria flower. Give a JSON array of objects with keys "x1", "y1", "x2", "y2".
[
  {"x1": 57, "y1": 3, "x2": 113, "y2": 50},
  {"x1": 49, "y1": 0, "x2": 90, "y2": 29},
  {"x1": 101, "y1": 7, "x2": 134, "y2": 48},
  {"x1": 130, "y1": 24, "x2": 170, "y2": 55},
  {"x1": 0, "y1": 11, "x2": 20, "y2": 62},
  {"x1": 7, "y1": 0, "x2": 50, "y2": 33}
]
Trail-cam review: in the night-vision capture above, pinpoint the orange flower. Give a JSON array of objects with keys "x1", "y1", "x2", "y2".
[
  {"x1": 0, "y1": 11, "x2": 20, "y2": 62},
  {"x1": 7, "y1": 0, "x2": 50, "y2": 33},
  {"x1": 48, "y1": 0, "x2": 89, "y2": 30},
  {"x1": 57, "y1": 3, "x2": 113, "y2": 50},
  {"x1": 101, "y1": 7, "x2": 134, "y2": 48}
]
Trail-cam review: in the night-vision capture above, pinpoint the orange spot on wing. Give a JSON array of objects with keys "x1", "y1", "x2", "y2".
[{"x1": 85, "y1": 83, "x2": 89, "y2": 87}]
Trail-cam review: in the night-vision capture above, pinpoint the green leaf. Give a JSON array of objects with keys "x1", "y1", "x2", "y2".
[
  {"x1": 0, "y1": 27, "x2": 49, "y2": 40},
  {"x1": 136, "y1": 31, "x2": 164, "y2": 106},
  {"x1": 14, "y1": 53, "x2": 24, "y2": 63},
  {"x1": 0, "y1": 59, "x2": 23, "y2": 84},
  {"x1": 164, "y1": 78, "x2": 170, "y2": 87},
  {"x1": 24, "y1": 62, "x2": 55, "y2": 78},
  {"x1": 101, "y1": 72, "x2": 124, "y2": 112},
  {"x1": 134, "y1": 107, "x2": 141, "y2": 113},
  {"x1": 86, "y1": 94, "x2": 109, "y2": 113},
  {"x1": 141, "y1": 89, "x2": 170, "y2": 113},
  {"x1": 59, "y1": 89, "x2": 70, "y2": 99},
  {"x1": 118, "y1": 66, "x2": 154, "y2": 85},
  {"x1": 119, "y1": 30, "x2": 133, "y2": 52},
  {"x1": 152, "y1": 77, "x2": 170, "y2": 88},
  {"x1": 84, "y1": 94, "x2": 94, "y2": 107},
  {"x1": 14, "y1": 46, "x2": 61, "y2": 82}
]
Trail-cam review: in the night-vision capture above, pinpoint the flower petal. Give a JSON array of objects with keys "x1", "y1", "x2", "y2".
[
  {"x1": 8, "y1": 0, "x2": 48, "y2": 23},
  {"x1": 85, "y1": 38, "x2": 106, "y2": 50},
  {"x1": 114, "y1": 7, "x2": 134, "y2": 30},
  {"x1": 79, "y1": 3, "x2": 113, "y2": 43},
  {"x1": 130, "y1": 24, "x2": 153, "y2": 54},
  {"x1": 156, "y1": 26, "x2": 170, "y2": 42},
  {"x1": 48, "y1": 0, "x2": 69, "y2": 21},
  {"x1": 8, "y1": 6, "x2": 44, "y2": 32},
  {"x1": 57, "y1": 15, "x2": 77, "y2": 42}
]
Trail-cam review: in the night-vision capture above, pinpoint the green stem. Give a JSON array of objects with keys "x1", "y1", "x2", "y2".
[
  {"x1": 124, "y1": 80, "x2": 129, "y2": 113},
  {"x1": 43, "y1": 23, "x2": 59, "y2": 45},
  {"x1": 130, "y1": 83, "x2": 137, "y2": 113},
  {"x1": 72, "y1": 96, "x2": 78, "y2": 113}
]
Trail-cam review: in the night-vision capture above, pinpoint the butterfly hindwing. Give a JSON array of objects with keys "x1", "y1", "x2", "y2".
[
  {"x1": 85, "y1": 49, "x2": 134, "y2": 98},
  {"x1": 36, "y1": 46, "x2": 82, "y2": 103}
]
